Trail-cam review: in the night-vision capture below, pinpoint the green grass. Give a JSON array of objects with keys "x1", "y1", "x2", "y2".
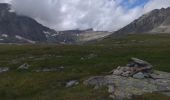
[{"x1": 0, "y1": 34, "x2": 170, "y2": 100}]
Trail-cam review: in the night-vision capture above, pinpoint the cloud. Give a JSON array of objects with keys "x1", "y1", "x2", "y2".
[
  {"x1": 1, "y1": 0, "x2": 170, "y2": 32},
  {"x1": 0, "y1": 0, "x2": 11, "y2": 3}
]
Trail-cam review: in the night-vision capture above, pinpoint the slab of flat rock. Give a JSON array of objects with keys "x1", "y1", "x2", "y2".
[
  {"x1": 131, "y1": 58, "x2": 150, "y2": 65},
  {"x1": 84, "y1": 70, "x2": 170, "y2": 100}
]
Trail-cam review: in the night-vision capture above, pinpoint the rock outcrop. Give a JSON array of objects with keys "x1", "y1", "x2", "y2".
[{"x1": 84, "y1": 58, "x2": 170, "y2": 100}]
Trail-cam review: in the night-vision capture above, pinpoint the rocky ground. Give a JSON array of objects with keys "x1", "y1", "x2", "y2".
[{"x1": 84, "y1": 58, "x2": 170, "y2": 100}]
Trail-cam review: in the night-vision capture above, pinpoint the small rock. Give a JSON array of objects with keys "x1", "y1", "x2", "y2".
[
  {"x1": 66, "y1": 80, "x2": 79, "y2": 88},
  {"x1": 112, "y1": 69, "x2": 123, "y2": 75},
  {"x1": 87, "y1": 54, "x2": 97, "y2": 59},
  {"x1": 133, "y1": 72, "x2": 145, "y2": 79},
  {"x1": 0, "y1": 67, "x2": 9, "y2": 73},
  {"x1": 122, "y1": 71, "x2": 132, "y2": 77},
  {"x1": 131, "y1": 40, "x2": 137, "y2": 42},
  {"x1": 59, "y1": 66, "x2": 64, "y2": 69},
  {"x1": 18, "y1": 63, "x2": 30, "y2": 70},
  {"x1": 80, "y1": 57, "x2": 85, "y2": 60}
]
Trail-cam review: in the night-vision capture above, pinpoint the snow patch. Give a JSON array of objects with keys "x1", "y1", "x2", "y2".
[
  {"x1": 9, "y1": 9, "x2": 15, "y2": 13},
  {"x1": 1, "y1": 34, "x2": 8, "y2": 38},
  {"x1": 43, "y1": 31, "x2": 58, "y2": 37},
  {"x1": 15, "y1": 35, "x2": 36, "y2": 44}
]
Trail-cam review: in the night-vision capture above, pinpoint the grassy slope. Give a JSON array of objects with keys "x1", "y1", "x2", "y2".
[{"x1": 0, "y1": 34, "x2": 170, "y2": 100}]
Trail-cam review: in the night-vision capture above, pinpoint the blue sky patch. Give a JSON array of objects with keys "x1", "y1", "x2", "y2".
[{"x1": 120, "y1": 0, "x2": 149, "y2": 9}]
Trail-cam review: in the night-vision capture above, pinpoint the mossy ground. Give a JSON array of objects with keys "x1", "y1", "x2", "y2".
[{"x1": 0, "y1": 34, "x2": 170, "y2": 100}]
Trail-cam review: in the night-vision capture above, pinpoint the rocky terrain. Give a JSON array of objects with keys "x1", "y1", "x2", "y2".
[
  {"x1": 114, "y1": 7, "x2": 170, "y2": 35},
  {"x1": 84, "y1": 58, "x2": 170, "y2": 100}
]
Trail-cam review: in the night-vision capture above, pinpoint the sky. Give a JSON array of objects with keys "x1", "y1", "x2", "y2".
[{"x1": 1, "y1": 0, "x2": 170, "y2": 32}]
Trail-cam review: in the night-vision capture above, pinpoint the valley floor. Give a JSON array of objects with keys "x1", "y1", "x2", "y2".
[{"x1": 0, "y1": 34, "x2": 170, "y2": 100}]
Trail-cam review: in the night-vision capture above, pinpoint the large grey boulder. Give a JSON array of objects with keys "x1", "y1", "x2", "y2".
[
  {"x1": 84, "y1": 58, "x2": 170, "y2": 100},
  {"x1": 84, "y1": 70, "x2": 170, "y2": 100}
]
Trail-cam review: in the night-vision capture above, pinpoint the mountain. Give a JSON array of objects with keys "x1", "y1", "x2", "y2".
[
  {"x1": 114, "y1": 7, "x2": 170, "y2": 34},
  {"x1": 0, "y1": 3, "x2": 111, "y2": 44},
  {"x1": 0, "y1": 3, "x2": 58, "y2": 43}
]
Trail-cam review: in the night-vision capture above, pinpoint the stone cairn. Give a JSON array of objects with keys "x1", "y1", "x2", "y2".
[{"x1": 111, "y1": 57, "x2": 153, "y2": 79}]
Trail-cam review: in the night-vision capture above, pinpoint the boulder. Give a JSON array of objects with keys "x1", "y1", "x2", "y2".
[
  {"x1": 84, "y1": 71, "x2": 170, "y2": 100},
  {"x1": 84, "y1": 58, "x2": 170, "y2": 100}
]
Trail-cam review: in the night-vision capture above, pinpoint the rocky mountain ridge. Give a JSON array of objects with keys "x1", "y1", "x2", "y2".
[{"x1": 114, "y1": 7, "x2": 170, "y2": 34}]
